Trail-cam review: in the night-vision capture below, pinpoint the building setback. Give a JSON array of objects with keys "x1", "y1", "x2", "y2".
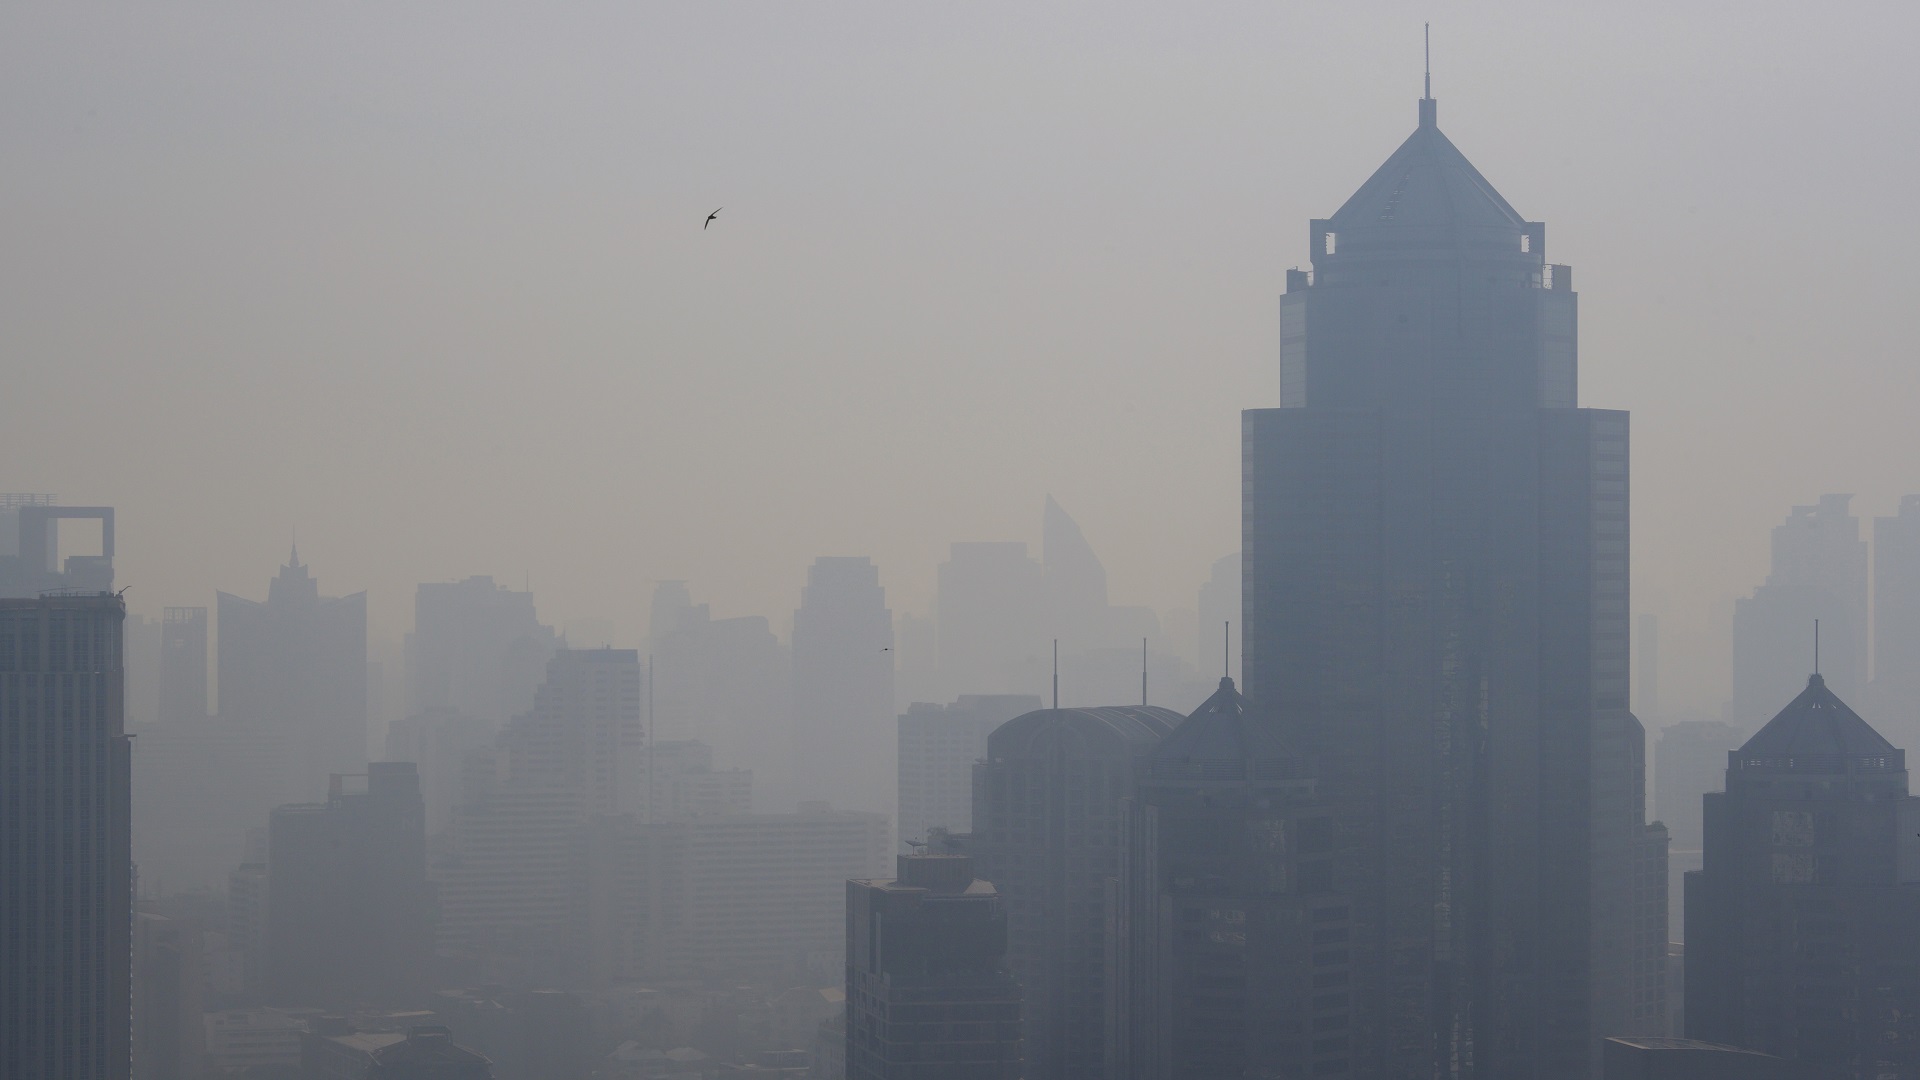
[
  {"x1": 1109, "y1": 677, "x2": 1351, "y2": 1078},
  {"x1": 846, "y1": 854, "x2": 1023, "y2": 1080},
  {"x1": 0, "y1": 594, "x2": 132, "y2": 1080},
  {"x1": 1685, "y1": 673, "x2": 1920, "y2": 1077},
  {"x1": 1241, "y1": 90, "x2": 1665, "y2": 1077},
  {"x1": 969, "y1": 704, "x2": 1180, "y2": 1079}
]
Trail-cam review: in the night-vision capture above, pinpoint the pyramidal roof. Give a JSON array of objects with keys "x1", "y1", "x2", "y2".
[
  {"x1": 1150, "y1": 677, "x2": 1296, "y2": 783},
  {"x1": 1736, "y1": 673, "x2": 1899, "y2": 765},
  {"x1": 1328, "y1": 99, "x2": 1526, "y2": 234}
]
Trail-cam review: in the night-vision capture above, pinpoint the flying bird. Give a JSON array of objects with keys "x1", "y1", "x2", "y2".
[{"x1": 704, "y1": 207, "x2": 722, "y2": 230}]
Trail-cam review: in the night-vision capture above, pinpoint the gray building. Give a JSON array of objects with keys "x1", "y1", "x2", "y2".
[
  {"x1": 970, "y1": 704, "x2": 1179, "y2": 1079},
  {"x1": 936, "y1": 542, "x2": 1044, "y2": 696},
  {"x1": 895, "y1": 694, "x2": 1039, "y2": 849},
  {"x1": 1109, "y1": 677, "x2": 1350, "y2": 1078},
  {"x1": 0, "y1": 495, "x2": 114, "y2": 597},
  {"x1": 1655, "y1": 719, "x2": 1748, "y2": 941},
  {"x1": 792, "y1": 556, "x2": 895, "y2": 815},
  {"x1": 218, "y1": 548, "x2": 368, "y2": 804},
  {"x1": 1, "y1": 594, "x2": 132, "y2": 1080},
  {"x1": 1242, "y1": 89, "x2": 1664, "y2": 1076},
  {"x1": 157, "y1": 606, "x2": 208, "y2": 725},
  {"x1": 846, "y1": 855, "x2": 1022, "y2": 1080},
  {"x1": 1732, "y1": 495, "x2": 1868, "y2": 722},
  {"x1": 406, "y1": 575, "x2": 555, "y2": 729},
  {"x1": 1685, "y1": 674, "x2": 1920, "y2": 1077},
  {"x1": 1874, "y1": 496, "x2": 1920, "y2": 750}
]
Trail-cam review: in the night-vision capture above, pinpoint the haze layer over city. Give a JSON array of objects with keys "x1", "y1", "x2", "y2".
[{"x1": 11, "y1": 4, "x2": 1920, "y2": 1080}]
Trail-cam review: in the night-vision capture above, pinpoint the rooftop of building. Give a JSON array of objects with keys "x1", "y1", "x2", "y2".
[
  {"x1": 1149, "y1": 677, "x2": 1302, "y2": 785},
  {"x1": 1734, "y1": 673, "x2": 1903, "y2": 773},
  {"x1": 987, "y1": 704, "x2": 1180, "y2": 758}
]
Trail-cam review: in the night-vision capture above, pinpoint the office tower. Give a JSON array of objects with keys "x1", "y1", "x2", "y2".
[
  {"x1": 1109, "y1": 677, "x2": 1351, "y2": 1078},
  {"x1": 434, "y1": 777, "x2": 588, "y2": 977},
  {"x1": 264, "y1": 762, "x2": 430, "y2": 1006},
  {"x1": 894, "y1": 612, "x2": 940, "y2": 710},
  {"x1": 1241, "y1": 89, "x2": 1666, "y2": 1077},
  {"x1": 219, "y1": 547, "x2": 368, "y2": 802},
  {"x1": 0, "y1": 595, "x2": 132, "y2": 1080},
  {"x1": 792, "y1": 557, "x2": 895, "y2": 814},
  {"x1": 1654, "y1": 720, "x2": 1748, "y2": 941},
  {"x1": 1044, "y1": 495, "x2": 1108, "y2": 645},
  {"x1": 650, "y1": 583, "x2": 790, "y2": 806},
  {"x1": 302, "y1": 1024, "x2": 494, "y2": 1080},
  {"x1": 124, "y1": 612, "x2": 161, "y2": 724},
  {"x1": 1732, "y1": 495, "x2": 1868, "y2": 720},
  {"x1": 1599, "y1": 1038, "x2": 1798, "y2": 1080},
  {"x1": 1685, "y1": 673, "x2": 1920, "y2": 1075},
  {"x1": 647, "y1": 739, "x2": 752, "y2": 820},
  {"x1": 1195, "y1": 553, "x2": 1240, "y2": 685},
  {"x1": 383, "y1": 706, "x2": 495, "y2": 836},
  {"x1": 499, "y1": 648, "x2": 645, "y2": 817},
  {"x1": 970, "y1": 703, "x2": 1180, "y2": 1079},
  {"x1": 158, "y1": 606, "x2": 209, "y2": 724},
  {"x1": 133, "y1": 913, "x2": 206, "y2": 1080},
  {"x1": 407, "y1": 575, "x2": 556, "y2": 728},
  {"x1": 845, "y1": 855, "x2": 1023, "y2": 1080},
  {"x1": 936, "y1": 542, "x2": 1044, "y2": 694},
  {"x1": 0, "y1": 496, "x2": 114, "y2": 596},
  {"x1": 896, "y1": 695, "x2": 1040, "y2": 849},
  {"x1": 1638, "y1": 612, "x2": 1660, "y2": 719},
  {"x1": 131, "y1": 712, "x2": 288, "y2": 893},
  {"x1": 1874, "y1": 496, "x2": 1920, "y2": 749}
]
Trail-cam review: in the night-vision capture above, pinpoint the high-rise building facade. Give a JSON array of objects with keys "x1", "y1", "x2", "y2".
[
  {"x1": 1241, "y1": 91, "x2": 1663, "y2": 1076},
  {"x1": 1874, "y1": 495, "x2": 1920, "y2": 749},
  {"x1": 406, "y1": 575, "x2": 556, "y2": 728},
  {"x1": 896, "y1": 694, "x2": 1040, "y2": 849},
  {"x1": 649, "y1": 583, "x2": 789, "y2": 807},
  {"x1": 1685, "y1": 674, "x2": 1920, "y2": 1076},
  {"x1": 1, "y1": 594, "x2": 132, "y2": 1080},
  {"x1": 1109, "y1": 677, "x2": 1351, "y2": 1079},
  {"x1": 846, "y1": 855, "x2": 1023, "y2": 1080},
  {"x1": 157, "y1": 606, "x2": 208, "y2": 725},
  {"x1": 792, "y1": 557, "x2": 895, "y2": 815},
  {"x1": 1732, "y1": 495, "x2": 1868, "y2": 721},
  {"x1": 936, "y1": 543, "x2": 1044, "y2": 695},
  {"x1": 218, "y1": 548, "x2": 368, "y2": 803},
  {"x1": 499, "y1": 648, "x2": 645, "y2": 817},
  {"x1": 970, "y1": 704, "x2": 1180, "y2": 1079},
  {"x1": 0, "y1": 497, "x2": 114, "y2": 597},
  {"x1": 264, "y1": 762, "x2": 430, "y2": 1006},
  {"x1": 1655, "y1": 719, "x2": 1748, "y2": 942}
]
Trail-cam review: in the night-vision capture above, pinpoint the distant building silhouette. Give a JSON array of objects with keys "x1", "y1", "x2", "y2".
[
  {"x1": 1873, "y1": 496, "x2": 1920, "y2": 749},
  {"x1": 845, "y1": 855, "x2": 1023, "y2": 1079},
  {"x1": 1732, "y1": 495, "x2": 1867, "y2": 721},
  {"x1": 264, "y1": 762, "x2": 430, "y2": 1006},
  {"x1": 792, "y1": 557, "x2": 895, "y2": 815},
  {"x1": 936, "y1": 542, "x2": 1044, "y2": 694},
  {"x1": 1656, "y1": 720, "x2": 1748, "y2": 942},
  {"x1": 1109, "y1": 677, "x2": 1350, "y2": 1078},
  {"x1": 970, "y1": 704, "x2": 1179, "y2": 1079},
  {"x1": 407, "y1": 576, "x2": 556, "y2": 730},
  {"x1": 1242, "y1": 90, "x2": 1665, "y2": 1076},
  {"x1": 896, "y1": 695, "x2": 1040, "y2": 850},
  {"x1": 1043, "y1": 495, "x2": 1107, "y2": 646},
  {"x1": 133, "y1": 912, "x2": 206, "y2": 1080},
  {"x1": 1686, "y1": 674, "x2": 1920, "y2": 1076},
  {"x1": 218, "y1": 548, "x2": 367, "y2": 802},
  {"x1": 1194, "y1": 554, "x2": 1239, "y2": 685},
  {"x1": 499, "y1": 648, "x2": 645, "y2": 817},
  {"x1": 649, "y1": 582, "x2": 788, "y2": 807},
  {"x1": 0, "y1": 594, "x2": 132, "y2": 1080},
  {"x1": 158, "y1": 606, "x2": 208, "y2": 724},
  {"x1": 0, "y1": 494, "x2": 114, "y2": 596}
]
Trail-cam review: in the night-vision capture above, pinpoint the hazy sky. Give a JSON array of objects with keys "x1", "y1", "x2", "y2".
[{"x1": 5, "y1": 2, "x2": 1918, "y2": 720}]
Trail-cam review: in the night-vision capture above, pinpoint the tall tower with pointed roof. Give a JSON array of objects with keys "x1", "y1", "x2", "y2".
[
  {"x1": 1243, "y1": 81, "x2": 1664, "y2": 1078},
  {"x1": 1685, "y1": 674, "x2": 1920, "y2": 1074}
]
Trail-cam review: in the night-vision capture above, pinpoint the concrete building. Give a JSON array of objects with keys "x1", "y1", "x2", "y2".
[
  {"x1": 434, "y1": 777, "x2": 588, "y2": 974},
  {"x1": 0, "y1": 594, "x2": 132, "y2": 1080},
  {"x1": 895, "y1": 695, "x2": 1039, "y2": 849},
  {"x1": 133, "y1": 912, "x2": 205, "y2": 1080},
  {"x1": 845, "y1": 855, "x2": 1022, "y2": 1080},
  {"x1": 499, "y1": 648, "x2": 646, "y2": 817},
  {"x1": 406, "y1": 575, "x2": 556, "y2": 729},
  {"x1": 1686, "y1": 673, "x2": 1920, "y2": 1076},
  {"x1": 218, "y1": 547, "x2": 368, "y2": 803},
  {"x1": 1108, "y1": 677, "x2": 1350, "y2": 1078},
  {"x1": 1241, "y1": 90, "x2": 1665, "y2": 1076},
  {"x1": 1732, "y1": 495, "x2": 1868, "y2": 721},
  {"x1": 157, "y1": 605, "x2": 208, "y2": 724},
  {"x1": 265, "y1": 762, "x2": 430, "y2": 1007},
  {"x1": 792, "y1": 557, "x2": 895, "y2": 816},
  {"x1": 969, "y1": 704, "x2": 1180, "y2": 1080},
  {"x1": 0, "y1": 495, "x2": 114, "y2": 597}
]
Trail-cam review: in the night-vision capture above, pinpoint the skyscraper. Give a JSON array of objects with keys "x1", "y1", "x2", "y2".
[
  {"x1": 1241, "y1": 89, "x2": 1663, "y2": 1076},
  {"x1": 1043, "y1": 495, "x2": 1107, "y2": 646},
  {"x1": 649, "y1": 583, "x2": 789, "y2": 806},
  {"x1": 846, "y1": 854, "x2": 1024, "y2": 1080},
  {"x1": 969, "y1": 703, "x2": 1180, "y2": 1079},
  {"x1": 896, "y1": 694, "x2": 1040, "y2": 849},
  {"x1": 498, "y1": 648, "x2": 645, "y2": 817},
  {"x1": 406, "y1": 575, "x2": 556, "y2": 729},
  {"x1": 1732, "y1": 495, "x2": 1868, "y2": 720},
  {"x1": 264, "y1": 762, "x2": 431, "y2": 1007},
  {"x1": 1, "y1": 594, "x2": 132, "y2": 1080},
  {"x1": 218, "y1": 548, "x2": 368, "y2": 803},
  {"x1": 1873, "y1": 495, "x2": 1920, "y2": 749},
  {"x1": 791, "y1": 556, "x2": 895, "y2": 814},
  {"x1": 1685, "y1": 674, "x2": 1920, "y2": 1075},
  {"x1": 158, "y1": 606, "x2": 208, "y2": 725},
  {"x1": 936, "y1": 542, "x2": 1044, "y2": 694}
]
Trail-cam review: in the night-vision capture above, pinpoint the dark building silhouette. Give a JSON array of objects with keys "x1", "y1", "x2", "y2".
[
  {"x1": 846, "y1": 854, "x2": 1023, "y2": 1079},
  {"x1": 218, "y1": 548, "x2": 368, "y2": 802},
  {"x1": 970, "y1": 704, "x2": 1180, "y2": 1079},
  {"x1": 157, "y1": 606, "x2": 208, "y2": 724},
  {"x1": 1733, "y1": 496, "x2": 1867, "y2": 722},
  {"x1": 792, "y1": 556, "x2": 895, "y2": 815},
  {"x1": 0, "y1": 496, "x2": 114, "y2": 596},
  {"x1": 0, "y1": 594, "x2": 132, "y2": 1080},
  {"x1": 133, "y1": 912, "x2": 206, "y2": 1080},
  {"x1": 1109, "y1": 677, "x2": 1351, "y2": 1078},
  {"x1": 265, "y1": 762, "x2": 430, "y2": 1006},
  {"x1": 1685, "y1": 674, "x2": 1920, "y2": 1077},
  {"x1": 1656, "y1": 719, "x2": 1748, "y2": 941},
  {"x1": 1241, "y1": 90, "x2": 1665, "y2": 1076}
]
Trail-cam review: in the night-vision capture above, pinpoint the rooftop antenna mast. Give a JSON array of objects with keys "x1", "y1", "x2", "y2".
[
  {"x1": 1424, "y1": 23, "x2": 1432, "y2": 99},
  {"x1": 1224, "y1": 621, "x2": 1231, "y2": 680},
  {"x1": 1815, "y1": 619, "x2": 1821, "y2": 676},
  {"x1": 1142, "y1": 637, "x2": 1148, "y2": 706},
  {"x1": 1052, "y1": 640, "x2": 1060, "y2": 711}
]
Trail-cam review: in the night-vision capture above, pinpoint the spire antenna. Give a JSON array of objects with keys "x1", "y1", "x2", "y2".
[
  {"x1": 1052, "y1": 639, "x2": 1060, "y2": 711},
  {"x1": 1424, "y1": 23, "x2": 1431, "y2": 100},
  {"x1": 1142, "y1": 637, "x2": 1148, "y2": 706},
  {"x1": 1224, "y1": 621, "x2": 1231, "y2": 680},
  {"x1": 1815, "y1": 619, "x2": 1821, "y2": 676}
]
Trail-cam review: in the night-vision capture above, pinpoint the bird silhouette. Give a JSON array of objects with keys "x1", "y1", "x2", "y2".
[{"x1": 704, "y1": 207, "x2": 722, "y2": 230}]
